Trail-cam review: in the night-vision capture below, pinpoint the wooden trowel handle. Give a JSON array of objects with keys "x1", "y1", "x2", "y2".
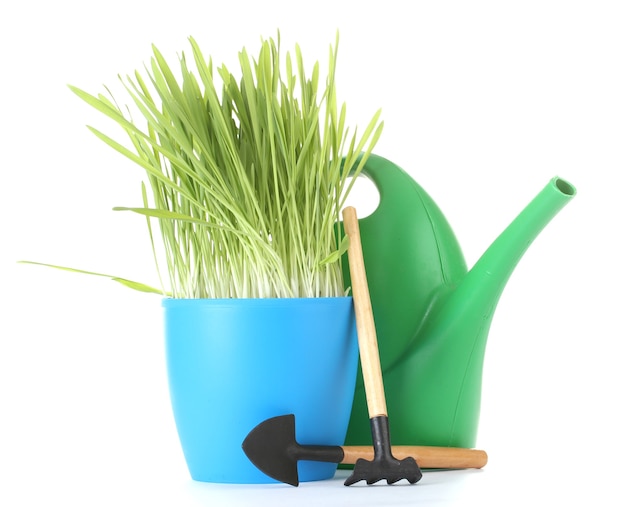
[
  {"x1": 342, "y1": 446, "x2": 488, "y2": 469},
  {"x1": 342, "y1": 206, "x2": 387, "y2": 418}
]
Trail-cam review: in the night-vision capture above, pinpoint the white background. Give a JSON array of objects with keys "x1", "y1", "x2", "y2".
[{"x1": 2, "y1": 1, "x2": 625, "y2": 505}]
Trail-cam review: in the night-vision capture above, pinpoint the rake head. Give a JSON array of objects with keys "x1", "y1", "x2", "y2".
[
  {"x1": 344, "y1": 454, "x2": 422, "y2": 485},
  {"x1": 344, "y1": 416, "x2": 422, "y2": 486}
]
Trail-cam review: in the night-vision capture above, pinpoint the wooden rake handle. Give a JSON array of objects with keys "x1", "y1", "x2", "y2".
[{"x1": 342, "y1": 206, "x2": 388, "y2": 418}]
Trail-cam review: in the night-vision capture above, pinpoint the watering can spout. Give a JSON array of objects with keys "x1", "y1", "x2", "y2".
[
  {"x1": 342, "y1": 155, "x2": 576, "y2": 450},
  {"x1": 438, "y1": 177, "x2": 576, "y2": 345},
  {"x1": 459, "y1": 176, "x2": 576, "y2": 313}
]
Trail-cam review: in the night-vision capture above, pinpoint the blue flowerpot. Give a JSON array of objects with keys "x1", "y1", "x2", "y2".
[{"x1": 163, "y1": 297, "x2": 358, "y2": 483}]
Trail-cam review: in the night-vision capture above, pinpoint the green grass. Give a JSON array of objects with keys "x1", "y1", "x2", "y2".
[{"x1": 41, "y1": 33, "x2": 383, "y2": 298}]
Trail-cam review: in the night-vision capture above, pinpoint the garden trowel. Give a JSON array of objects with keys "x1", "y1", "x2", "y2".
[{"x1": 242, "y1": 414, "x2": 488, "y2": 486}]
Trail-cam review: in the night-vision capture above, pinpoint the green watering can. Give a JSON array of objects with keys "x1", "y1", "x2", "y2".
[{"x1": 342, "y1": 154, "x2": 576, "y2": 449}]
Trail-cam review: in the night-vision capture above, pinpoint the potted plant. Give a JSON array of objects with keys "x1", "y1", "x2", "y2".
[{"x1": 24, "y1": 33, "x2": 383, "y2": 483}]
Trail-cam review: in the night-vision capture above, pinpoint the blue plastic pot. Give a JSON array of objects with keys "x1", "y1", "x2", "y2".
[{"x1": 163, "y1": 297, "x2": 358, "y2": 483}]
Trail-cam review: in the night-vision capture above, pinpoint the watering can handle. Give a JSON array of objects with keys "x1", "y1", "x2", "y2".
[{"x1": 342, "y1": 206, "x2": 388, "y2": 418}]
